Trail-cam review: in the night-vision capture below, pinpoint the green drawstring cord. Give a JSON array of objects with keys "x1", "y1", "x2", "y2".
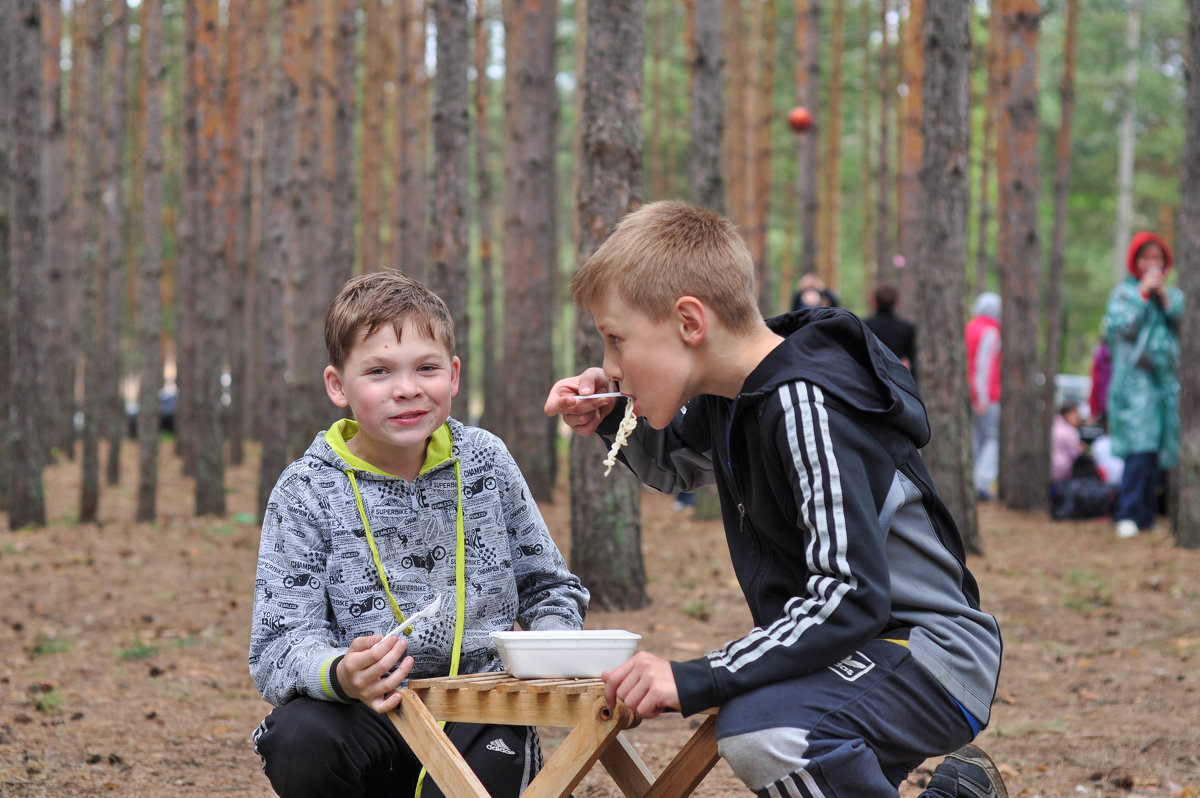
[{"x1": 345, "y1": 459, "x2": 467, "y2": 798}]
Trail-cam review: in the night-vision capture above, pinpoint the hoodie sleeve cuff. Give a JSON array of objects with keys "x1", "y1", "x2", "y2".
[{"x1": 326, "y1": 655, "x2": 353, "y2": 702}]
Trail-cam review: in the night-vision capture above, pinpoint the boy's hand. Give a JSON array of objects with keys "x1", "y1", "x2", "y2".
[
  {"x1": 544, "y1": 367, "x2": 618, "y2": 437},
  {"x1": 337, "y1": 633, "x2": 414, "y2": 714},
  {"x1": 602, "y1": 651, "x2": 680, "y2": 719}
]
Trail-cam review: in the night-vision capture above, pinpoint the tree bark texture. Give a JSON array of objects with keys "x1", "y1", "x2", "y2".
[
  {"x1": 257, "y1": 0, "x2": 300, "y2": 518},
  {"x1": 794, "y1": 0, "x2": 820, "y2": 280},
  {"x1": 500, "y1": 0, "x2": 557, "y2": 500},
  {"x1": 358, "y1": 0, "x2": 387, "y2": 273},
  {"x1": 915, "y1": 0, "x2": 978, "y2": 554},
  {"x1": 874, "y1": 0, "x2": 893, "y2": 289},
  {"x1": 430, "y1": 0, "x2": 471, "y2": 423},
  {"x1": 570, "y1": 0, "x2": 648, "y2": 611},
  {"x1": 6, "y1": 0, "x2": 48, "y2": 527},
  {"x1": 1041, "y1": 0, "x2": 1078, "y2": 444},
  {"x1": 394, "y1": 0, "x2": 430, "y2": 281},
  {"x1": 895, "y1": 0, "x2": 922, "y2": 307},
  {"x1": 39, "y1": 0, "x2": 74, "y2": 462},
  {"x1": 689, "y1": 0, "x2": 724, "y2": 213},
  {"x1": 192, "y1": 0, "x2": 226, "y2": 516},
  {"x1": 747, "y1": 0, "x2": 777, "y2": 312},
  {"x1": 137, "y1": 0, "x2": 165, "y2": 523},
  {"x1": 0, "y1": 5, "x2": 12, "y2": 513},
  {"x1": 79, "y1": 0, "x2": 106, "y2": 523},
  {"x1": 224, "y1": 0, "x2": 253, "y2": 466},
  {"x1": 723, "y1": 0, "x2": 747, "y2": 228},
  {"x1": 997, "y1": 0, "x2": 1046, "y2": 512},
  {"x1": 817, "y1": 0, "x2": 843, "y2": 291},
  {"x1": 1173, "y1": 0, "x2": 1200, "y2": 550},
  {"x1": 288, "y1": 0, "x2": 329, "y2": 462},
  {"x1": 101, "y1": 0, "x2": 129, "y2": 487},
  {"x1": 474, "y1": 0, "x2": 501, "y2": 434}
]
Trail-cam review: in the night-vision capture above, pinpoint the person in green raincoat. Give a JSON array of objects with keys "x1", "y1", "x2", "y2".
[{"x1": 1103, "y1": 231, "x2": 1184, "y2": 539}]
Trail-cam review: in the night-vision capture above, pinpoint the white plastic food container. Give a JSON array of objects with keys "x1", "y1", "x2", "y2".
[{"x1": 491, "y1": 630, "x2": 642, "y2": 678}]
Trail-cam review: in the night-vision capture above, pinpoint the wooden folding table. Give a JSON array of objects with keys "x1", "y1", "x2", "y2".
[{"x1": 388, "y1": 672, "x2": 719, "y2": 798}]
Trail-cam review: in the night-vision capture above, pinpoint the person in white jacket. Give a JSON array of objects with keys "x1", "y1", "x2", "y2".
[{"x1": 250, "y1": 270, "x2": 587, "y2": 798}]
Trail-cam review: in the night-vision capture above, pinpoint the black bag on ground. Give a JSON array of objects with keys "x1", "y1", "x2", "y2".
[{"x1": 1051, "y1": 455, "x2": 1116, "y2": 520}]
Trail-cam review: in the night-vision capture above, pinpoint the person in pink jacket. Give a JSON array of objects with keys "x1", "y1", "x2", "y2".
[{"x1": 965, "y1": 293, "x2": 1001, "y2": 500}]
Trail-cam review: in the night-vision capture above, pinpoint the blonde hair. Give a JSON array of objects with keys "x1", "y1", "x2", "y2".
[
  {"x1": 571, "y1": 200, "x2": 761, "y2": 333},
  {"x1": 324, "y1": 270, "x2": 456, "y2": 369}
]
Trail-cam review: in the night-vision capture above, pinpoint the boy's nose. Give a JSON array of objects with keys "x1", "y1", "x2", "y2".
[{"x1": 392, "y1": 375, "x2": 420, "y2": 398}]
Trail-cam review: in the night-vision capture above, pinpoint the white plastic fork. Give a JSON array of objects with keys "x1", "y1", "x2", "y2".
[
  {"x1": 385, "y1": 593, "x2": 443, "y2": 639},
  {"x1": 577, "y1": 391, "x2": 623, "y2": 400}
]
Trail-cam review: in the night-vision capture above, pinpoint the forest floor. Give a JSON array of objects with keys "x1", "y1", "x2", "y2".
[{"x1": 1, "y1": 439, "x2": 1199, "y2": 797}]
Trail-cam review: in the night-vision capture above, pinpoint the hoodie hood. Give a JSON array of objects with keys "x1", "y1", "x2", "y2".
[
  {"x1": 971, "y1": 292, "x2": 1001, "y2": 320},
  {"x1": 1126, "y1": 231, "x2": 1173, "y2": 277},
  {"x1": 752, "y1": 308, "x2": 931, "y2": 447},
  {"x1": 316, "y1": 417, "x2": 456, "y2": 477}
]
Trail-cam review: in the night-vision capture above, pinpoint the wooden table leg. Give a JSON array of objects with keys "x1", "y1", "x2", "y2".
[
  {"x1": 599, "y1": 733, "x2": 655, "y2": 797},
  {"x1": 521, "y1": 696, "x2": 639, "y2": 798},
  {"x1": 643, "y1": 714, "x2": 720, "y2": 798},
  {"x1": 389, "y1": 688, "x2": 491, "y2": 798}
]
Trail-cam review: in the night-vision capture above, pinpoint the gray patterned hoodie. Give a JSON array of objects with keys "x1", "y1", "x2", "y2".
[{"x1": 250, "y1": 417, "x2": 588, "y2": 706}]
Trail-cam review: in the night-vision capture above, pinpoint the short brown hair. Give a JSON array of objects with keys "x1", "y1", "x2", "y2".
[
  {"x1": 324, "y1": 270, "x2": 456, "y2": 369},
  {"x1": 571, "y1": 201, "x2": 761, "y2": 333}
]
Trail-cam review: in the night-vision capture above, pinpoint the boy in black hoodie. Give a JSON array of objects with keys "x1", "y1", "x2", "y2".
[{"x1": 544, "y1": 201, "x2": 1006, "y2": 797}]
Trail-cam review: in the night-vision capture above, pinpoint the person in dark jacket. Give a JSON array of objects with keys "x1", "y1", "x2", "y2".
[
  {"x1": 864, "y1": 283, "x2": 917, "y2": 381},
  {"x1": 545, "y1": 201, "x2": 1006, "y2": 798}
]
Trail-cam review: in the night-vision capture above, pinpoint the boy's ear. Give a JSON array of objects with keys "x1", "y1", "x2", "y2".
[
  {"x1": 324, "y1": 365, "x2": 351, "y2": 408},
  {"x1": 675, "y1": 296, "x2": 708, "y2": 346},
  {"x1": 449, "y1": 356, "x2": 461, "y2": 398}
]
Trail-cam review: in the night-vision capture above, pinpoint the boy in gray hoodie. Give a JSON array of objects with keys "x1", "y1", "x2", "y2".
[{"x1": 251, "y1": 270, "x2": 588, "y2": 798}]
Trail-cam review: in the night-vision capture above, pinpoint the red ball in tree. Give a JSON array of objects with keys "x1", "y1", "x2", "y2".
[{"x1": 787, "y1": 106, "x2": 814, "y2": 132}]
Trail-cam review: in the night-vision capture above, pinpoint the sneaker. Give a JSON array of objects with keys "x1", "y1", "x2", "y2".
[
  {"x1": 1114, "y1": 519, "x2": 1139, "y2": 539},
  {"x1": 924, "y1": 744, "x2": 1008, "y2": 798}
]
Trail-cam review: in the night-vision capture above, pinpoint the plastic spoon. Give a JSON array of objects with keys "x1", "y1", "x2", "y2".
[{"x1": 385, "y1": 593, "x2": 443, "y2": 639}]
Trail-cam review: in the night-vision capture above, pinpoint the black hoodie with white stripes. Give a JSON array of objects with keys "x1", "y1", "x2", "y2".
[{"x1": 602, "y1": 307, "x2": 1002, "y2": 725}]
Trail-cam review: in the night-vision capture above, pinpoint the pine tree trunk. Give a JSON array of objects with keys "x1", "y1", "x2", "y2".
[
  {"x1": 6, "y1": 0, "x2": 48, "y2": 527},
  {"x1": 747, "y1": 0, "x2": 777, "y2": 312},
  {"x1": 330, "y1": 0, "x2": 358, "y2": 298},
  {"x1": 137, "y1": 0, "x2": 165, "y2": 523},
  {"x1": 895, "y1": 0, "x2": 922, "y2": 307},
  {"x1": 874, "y1": 0, "x2": 892, "y2": 288},
  {"x1": 79, "y1": 0, "x2": 106, "y2": 523},
  {"x1": 916, "y1": 0, "x2": 978, "y2": 554},
  {"x1": 689, "y1": 0, "x2": 724, "y2": 213},
  {"x1": 257, "y1": 0, "x2": 300, "y2": 517},
  {"x1": 243, "y1": 0, "x2": 270, "y2": 458},
  {"x1": 794, "y1": 0, "x2": 820, "y2": 280},
  {"x1": 724, "y1": 0, "x2": 748, "y2": 228},
  {"x1": 1041, "y1": 0, "x2": 1078, "y2": 443},
  {"x1": 359, "y1": 0, "x2": 387, "y2": 273},
  {"x1": 997, "y1": 0, "x2": 1046, "y2": 512},
  {"x1": 1172, "y1": 0, "x2": 1200, "y2": 550},
  {"x1": 40, "y1": 0, "x2": 74, "y2": 464},
  {"x1": 974, "y1": 7, "x2": 998, "y2": 297},
  {"x1": 429, "y1": 0, "x2": 471, "y2": 423},
  {"x1": 101, "y1": 0, "x2": 128, "y2": 487},
  {"x1": 395, "y1": 0, "x2": 430, "y2": 282},
  {"x1": 1113, "y1": 2, "x2": 1142, "y2": 277},
  {"x1": 571, "y1": 0, "x2": 648, "y2": 611},
  {"x1": 0, "y1": 5, "x2": 12, "y2": 514},
  {"x1": 500, "y1": 0, "x2": 557, "y2": 499},
  {"x1": 857, "y1": 0, "x2": 873, "y2": 298},
  {"x1": 288, "y1": 0, "x2": 328, "y2": 461},
  {"x1": 818, "y1": 0, "x2": 843, "y2": 291},
  {"x1": 475, "y1": 0, "x2": 501, "y2": 434},
  {"x1": 193, "y1": 0, "x2": 226, "y2": 516},
  {"x1": 223, "y1": 0, "x2": 248, "y2": 467}
]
